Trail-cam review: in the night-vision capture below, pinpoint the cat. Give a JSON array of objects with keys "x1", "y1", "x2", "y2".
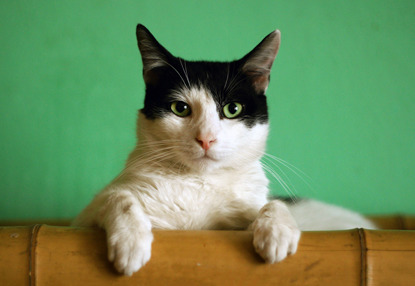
[{"x1": 72, "y1": 24, "x2": 376, "y2": 276}]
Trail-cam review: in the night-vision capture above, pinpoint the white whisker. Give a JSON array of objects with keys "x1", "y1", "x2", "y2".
[
  {"x1": 158, "y1": 59, "x2": 190, "y2": 90},
  {"x1": 179, "y1": 58, "x2": 191, "y2": 89},
  {"x1": 224, "y1": 68, "x2": 244, "y2": 95},
  {"x1": 223, "y1": 63, "x2": 230, "y2": 91},
  {"x1": 264, "y1": 153, "x2": 314, "y2": 192},
  {"x1": 261, "y1": 161, "x2": 298, "y2": 202}
]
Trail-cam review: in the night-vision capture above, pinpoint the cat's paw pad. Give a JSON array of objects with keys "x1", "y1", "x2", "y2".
[
  {"x1": 252, "y1": 218, "x2": 300, "y2": 263},
  {"x1": 107, "y1": 229, "x2": 153, "y2": 276}
]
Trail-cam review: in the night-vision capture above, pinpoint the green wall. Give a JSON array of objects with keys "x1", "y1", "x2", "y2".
[{"x1": 1, "y1": 1, "x2": 414, "y2": 220}]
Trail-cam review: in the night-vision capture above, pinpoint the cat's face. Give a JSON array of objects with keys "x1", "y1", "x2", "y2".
[{"x1": 135, "y1": 25, "x2": 280, "y2": 172}]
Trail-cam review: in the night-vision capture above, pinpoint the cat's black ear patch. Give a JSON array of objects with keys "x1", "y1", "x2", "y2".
[
  {"x1": 136, "y1": 24, "x2": 174, "y2": 85},
  {"x1": 240, "y1": 29, "x2": 281, "y2": 94}
]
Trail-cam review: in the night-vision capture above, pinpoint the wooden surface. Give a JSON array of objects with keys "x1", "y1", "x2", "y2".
[
  {"x1": 1, "y1": 222, "x2": 415, "y2": 286},
  {"x1": 364, "y1": 230, "x2": 415, "y2": 286},
  {"x1": 0, "y1": 227, "x2": 32, "y2": 286}
]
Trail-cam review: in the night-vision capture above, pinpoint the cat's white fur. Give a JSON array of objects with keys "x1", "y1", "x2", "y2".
[
  {"x1": 73, "y1": 27, "x2": 376, "y2": 276},
  {"x1": 288, "y1": 200, "x2": 376, "y2": 231}
]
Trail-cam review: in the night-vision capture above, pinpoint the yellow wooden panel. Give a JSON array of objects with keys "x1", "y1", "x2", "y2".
[{"x1": 0, "y1": 227, "x2": 31, "y2": 286}]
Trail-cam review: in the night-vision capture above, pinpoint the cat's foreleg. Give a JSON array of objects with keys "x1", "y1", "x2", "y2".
[
  {"x1": 250, "y1": 200, "x2": 301, "y2": 263},
  {"x1": 73, "y1": 189, "x2": 153, "y2": 276},
  {"x1": 104, "y1": 190, "x2": 153, "y2": 275}
]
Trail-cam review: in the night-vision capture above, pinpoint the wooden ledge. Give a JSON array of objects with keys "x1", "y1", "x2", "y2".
[{"x1": 1, "y1": 225, "x2": 415, "y2": 286}]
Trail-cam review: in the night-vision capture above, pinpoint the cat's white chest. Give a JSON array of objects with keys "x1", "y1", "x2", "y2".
[{"x1": 134, "y1": 165, "x2": 269, "y2": 230}]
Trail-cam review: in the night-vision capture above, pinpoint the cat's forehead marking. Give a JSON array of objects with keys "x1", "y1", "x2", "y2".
[{"x1": 171, "y1": 85, "x2": 216, "y2": 111}]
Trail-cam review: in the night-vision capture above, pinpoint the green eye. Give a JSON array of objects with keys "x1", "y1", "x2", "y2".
[
  {"x1": 171, "y1": 101, "x2": 191, "y2": 117},
  {"x1": 223, "y1": 102, "x2": 243, "y2": 119}
]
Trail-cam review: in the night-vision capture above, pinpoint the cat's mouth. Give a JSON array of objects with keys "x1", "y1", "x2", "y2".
[
  {"x1": 192, "y1": 150, "x2": 220, "y2": 163},
  {"x1": 180, "y1": 149, "x2": 224, "y2": 170},
  {"x1": 199, "y1": 152, "x2": 218, "y2": 161}
]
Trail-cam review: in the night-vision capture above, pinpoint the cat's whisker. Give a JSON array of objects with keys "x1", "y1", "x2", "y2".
[
  {"x1": 266, "y1": 154, "x2": 313, "y2": 181},
  {"x1": 223, "y1": 63, "x2": 231, "y2": 92},
  {"x1": 262, "y1": 156, "x2": 298, "y2": 189},
  {"x1": 135, "y1": 136, "x2": 189, "y2": 146},
  {"x1": 179, "y1": 58, "x2": 191, "y2": 89},
  {"x1": 261, "y1": 158, "x2": 298, "y2": 200},
  {"x1": 224, "y1": 66, "x2": 240, "y2": 92},
  {"x1": 228, "y1": 148, "x2": 303, "y2": 201},
  {"x1": 136, "y1": 140, "x2": 183, "y2": 148},
  {"x1": 158, "y1": 59, "x2": 190, "y2": 90},
  {"x1": 112, "y1": 149, "x2": 179, "y2": 182},
  {"x1": 169, "y1": 160, "x2": 188, "y2": 175},
  {"x1": 125, "y1": 146, "x2": 178, "y2": 168},
  {"x1": 260, "y1": 161, "x2": 298, "y2": 202},
  {"x1": 224, "y1": 68, "x2": 245, "y2": 95},
  {"x1": 264, "y1": 153, "x2": 315, "y2": 192},
  {"x1": 227, "y1": 77, "x2": 245, "y2": 95}
]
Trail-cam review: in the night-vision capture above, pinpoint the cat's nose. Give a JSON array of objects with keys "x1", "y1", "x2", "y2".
[{"x1": 195, "y1": 135, "x2": 216, "y2": 151}]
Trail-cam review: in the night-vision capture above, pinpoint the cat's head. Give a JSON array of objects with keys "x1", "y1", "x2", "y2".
[{"x1": 135, "y1": 24, "x2": 280, "y2": 172}]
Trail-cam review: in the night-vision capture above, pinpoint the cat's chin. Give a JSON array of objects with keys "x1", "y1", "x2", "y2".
[
  {"x1": 182, "y1": 152, "x2": 225, "y2": 173},
  {"x1": 187, "y1": 158, "x2": 219, "y2": 172}
]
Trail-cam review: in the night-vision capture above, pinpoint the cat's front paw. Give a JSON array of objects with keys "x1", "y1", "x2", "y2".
[
  {"x1": 252, "y1": 201, "x2": 301, "y2": 263},
  {"x1": 107, "y1": 228, "x2": 153, "y2": 276}
]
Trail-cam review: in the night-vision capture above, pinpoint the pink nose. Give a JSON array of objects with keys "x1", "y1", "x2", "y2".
[{"x1": 196, "y1": 135, "x2": 216, "y2": 151}]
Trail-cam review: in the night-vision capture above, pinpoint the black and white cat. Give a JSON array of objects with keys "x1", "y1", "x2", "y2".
[{"x1": 73, "y1": 24, "x2": 375, "y2": 276}]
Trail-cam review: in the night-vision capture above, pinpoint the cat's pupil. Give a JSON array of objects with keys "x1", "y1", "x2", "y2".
[
  {"x1": 176, "y1": 102, "x2": 188, "y2": 113},
  {"x1": 228, "y1": 103, "x2": 239, "y2": 114}
]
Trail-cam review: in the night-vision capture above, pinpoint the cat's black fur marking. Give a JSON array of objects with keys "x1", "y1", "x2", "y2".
[
  {"x1": 268, "y1": 195, "x2": 301, "y2": 205},
  {"x1": 136, "y1": 25, "x2": 269, "y2": 128}
]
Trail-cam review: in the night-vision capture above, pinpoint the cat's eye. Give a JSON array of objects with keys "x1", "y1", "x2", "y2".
[
  {"x1": 223, "y1": 102, "x2": 243, "y2": 119},
  {"x1": 171, "y1": 101, "x2": 191, "y2": 117}
]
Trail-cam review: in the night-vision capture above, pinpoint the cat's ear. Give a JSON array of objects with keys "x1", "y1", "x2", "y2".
[
  {"x1": 136, "y1": 24, "x2": 174, "y2": 85},
  {"x1": 240, "y1": 29, "x2": 281, "y2": 93}
]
